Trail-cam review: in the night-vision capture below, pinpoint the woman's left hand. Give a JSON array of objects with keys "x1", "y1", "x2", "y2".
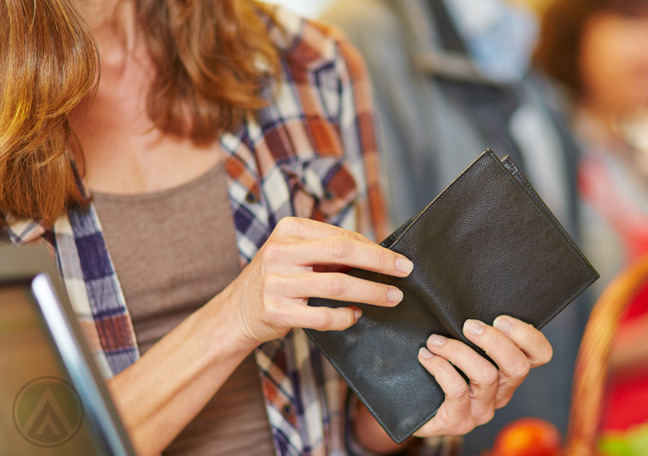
[{"x1": 414, "y1": 315, "x2": 553, "y2": 437}]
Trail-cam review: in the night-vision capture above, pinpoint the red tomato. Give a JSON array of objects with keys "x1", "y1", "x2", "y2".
[{"x1": 492, "y1": 418, "x2": 562, "y2": 456}]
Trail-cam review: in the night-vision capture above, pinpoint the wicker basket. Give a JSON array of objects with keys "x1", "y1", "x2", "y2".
[{"x1": 565, "y1": 256, "x2": 648, "y2": 455}]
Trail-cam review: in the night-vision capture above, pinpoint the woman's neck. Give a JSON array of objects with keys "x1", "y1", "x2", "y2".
[
  {"x1": 75, "y1": 0, "x2": 140, "y2": 65},
  {"x1": 69, "y1": 1, "x2": 222, "y2": 196}
]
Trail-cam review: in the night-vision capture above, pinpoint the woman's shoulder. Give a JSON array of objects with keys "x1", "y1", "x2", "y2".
[
  {"x1": 0, "y1": 217, "x2": 50, "y2": 246},
  {"x1": 265, "y1": 6, "x2": 364, "y2": 76}
]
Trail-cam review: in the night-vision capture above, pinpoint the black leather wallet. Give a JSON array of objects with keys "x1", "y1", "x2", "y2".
[{"x1": 305, "y1": 150, "x2": 599, "y2": 443}]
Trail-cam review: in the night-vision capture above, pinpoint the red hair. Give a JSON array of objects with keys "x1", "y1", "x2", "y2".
[{"x1": 0, "y1": 0, "x2": 279, "y2": 227}]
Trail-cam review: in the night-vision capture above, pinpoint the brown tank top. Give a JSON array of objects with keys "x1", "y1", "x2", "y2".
[{"x1": 93, "y1": 161, "x2": 276, "y2": 455}]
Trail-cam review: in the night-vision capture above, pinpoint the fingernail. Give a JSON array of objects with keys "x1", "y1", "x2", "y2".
[
  {"x1": 395, "y1": 257, "x2": 414, "y2": 275},
  {"x1": 419, "y1": 347, "x2": 434, "y2": 359},
  {"x1": 427, "y1": 334, "x2": 447, "y2": 347},
  {"x1": 464, "y1": 319, "x2": 485, "y2": 336},
  {"x1": 387, "y1": 288, "x2": 403, "y2": 303},
  {"x1": 353, "y1": 307, "x2": 362, "y2": 320},
  {"x1": 494, "y1": 316, "x2": 513, "y2": 334}
]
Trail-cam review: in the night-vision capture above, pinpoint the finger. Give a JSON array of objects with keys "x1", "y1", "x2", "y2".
[
  {"x1": 463, "y1": 319, "x2": 531, "y2": 380},
  {"x1": 274, "y1": 217, "x2": 373, "y2": 244},
  {"x1": 462, "y1": 319, "x2": 531, "y2": 408},
  {"x1": 415, "y1": 348, "x2": 476, "y2": 436},
  {"x1": 284, "y1": 303, "x2": 361, "y2": 331},
  {"x1": 268, "y1": 272, "x2": 404, "y2": 307},
  {"x1": 424, "y1": 334, "x2": 498, "y2": 426},
  {"x1": 493, "y1": 315, "x2": 553, "y2": 368},
  {"x1": 287, "y1": 236, "x2": 414, "y2": 277}
]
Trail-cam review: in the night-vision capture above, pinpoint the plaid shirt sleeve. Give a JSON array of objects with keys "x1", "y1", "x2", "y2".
[{"x1": 314, "y1": 21, "x2": 389, "y2": 243}]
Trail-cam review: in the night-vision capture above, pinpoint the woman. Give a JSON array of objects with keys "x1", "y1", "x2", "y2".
[
  {"x1": 0, "y1": 0, "x2": 552, "y2": 455},
  {"x1": 536, "y1": 0, "x2": 648, "y2": 433}
]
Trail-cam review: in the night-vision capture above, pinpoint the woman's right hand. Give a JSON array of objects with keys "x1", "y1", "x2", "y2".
[{"x1": 221, "y1": 217, "x2": 414, "y2": 347}]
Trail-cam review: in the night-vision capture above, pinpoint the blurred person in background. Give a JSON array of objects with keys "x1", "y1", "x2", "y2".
[
  {"x1": 536, "y1": 0, "x2": 648, "y2": 434},
  {"x1": 323, "y1": 0, "x2": 590, "y2": 453}
]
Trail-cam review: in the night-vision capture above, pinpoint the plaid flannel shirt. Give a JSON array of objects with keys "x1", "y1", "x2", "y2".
[
  {"x1": 5, "y1": 8, "x2": 389, "y2": 456},
  {"x1": 4, "y1": 8, "x2": 462, "y2": 456}
]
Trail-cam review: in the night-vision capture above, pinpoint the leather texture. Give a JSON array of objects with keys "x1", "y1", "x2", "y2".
[{"x1": 305, "y1": 150, "x2": 599, "y2": 443}]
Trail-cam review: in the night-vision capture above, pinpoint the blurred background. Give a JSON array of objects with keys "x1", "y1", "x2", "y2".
[{"x1": 261, "y1": 1, "x2": 648, "y2": 455}]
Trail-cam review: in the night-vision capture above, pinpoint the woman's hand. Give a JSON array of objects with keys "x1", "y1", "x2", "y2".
[
  {"x1": 414, "y1": 316, "x2": 553, "y2": 437},
  {"x1": 109, "y1": 216, "x2": 410, "y2": 455},
  {"x1": 221, "y1": 217, "x2": 414, "y2": 347}
]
